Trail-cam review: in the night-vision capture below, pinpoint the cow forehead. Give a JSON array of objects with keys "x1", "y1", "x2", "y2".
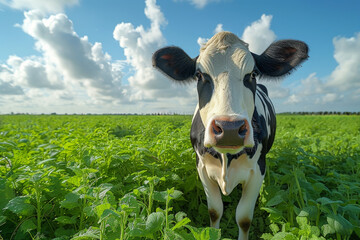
[{"x1": 197, "y1": 32, "x2": 255, "y2": 78}]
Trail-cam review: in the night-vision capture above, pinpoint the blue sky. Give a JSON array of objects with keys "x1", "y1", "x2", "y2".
[{"x1": 0, "y1": 0, "x2": 359, "y2": 114}]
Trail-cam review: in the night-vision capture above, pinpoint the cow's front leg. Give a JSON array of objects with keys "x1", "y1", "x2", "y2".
[
  {"x1": 197, "y1": 157, "x2": 223, "y2": 228},
  {"x1": 236, "y1": 166, "x2": 264, "y2": 240}
]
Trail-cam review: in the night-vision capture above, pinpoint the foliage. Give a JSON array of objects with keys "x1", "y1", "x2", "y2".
[{"x1": 0, "y1": 114, "x2": 359, "y2": 240}]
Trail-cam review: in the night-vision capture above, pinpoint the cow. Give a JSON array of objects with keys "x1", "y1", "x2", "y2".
[{"x1": 152, "y1": 31, "x2": 308, "y2": 240}]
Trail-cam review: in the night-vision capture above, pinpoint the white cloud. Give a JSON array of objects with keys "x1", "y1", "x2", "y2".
[
  {"x1": 214, "y1": 23, "x2": 223, "y2": 34},
  {"x1": 174, "y1": 0, "x2": 221, "y2": 9},
  {"x1": 327, "y1": 33, "x2": 360, "y2": 91},
  {"x1": 0, "y1": 79, "x2": 24, "y2": 95},
  {"x1": 241, "y1": 14, "x2": 276, "y2": 54},
  {"x1": 285, "y1": 94, "x2": 300, "y2": 104},
  {"x1": 321, "y1": 93, "x2": 341, "y2": 104},
  {"x1": 20, "y1": 10, "x2": 124, "y2": 101},
  {"x1": 113, "y1": 0, "x2": 195, "y2": 103},
  {"x1": 197, "y1": 37, "x2": 208, "y2": 48},
  {"x1": 0, "y1": 9, "x2": 126, "y2": 114},
  {"x1": 0, "y1": 0, "x2": 79, "y2": 13}
]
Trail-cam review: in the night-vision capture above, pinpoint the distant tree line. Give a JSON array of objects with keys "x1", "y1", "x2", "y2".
[
  {"x1": 4, "y1": 111, "x2": 360, "y2": 116},
  {"x1": 279, "y1": 111, "x2": 360, "y2": 115}
]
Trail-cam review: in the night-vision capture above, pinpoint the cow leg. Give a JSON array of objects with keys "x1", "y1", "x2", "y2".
[
  {"x1": 236, "y1": 168, "x2": 264, "y2": 240},
  {"x1": 197, "y1": 157, "x2": 223, "y2": 228}
]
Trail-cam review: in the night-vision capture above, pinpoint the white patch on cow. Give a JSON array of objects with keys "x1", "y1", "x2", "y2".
[
  {"x1": 199, "y1": 143, "x2": 263, "y2": 196},
  {"x1": 196, "y1": 32, "x2": 256, "y2": 150}
]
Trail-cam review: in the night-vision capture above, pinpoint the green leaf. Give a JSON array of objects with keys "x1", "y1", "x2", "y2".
[
  {"x1": 60, "y1": 192, "x2": 80, "y2": 210},
  {"x1": 19, "y1": 218, "x2": 36, "y2": 233},
  {"x1": 97, "y1": 183, "x2": 113, "y2": 200},
  {"x1": 129, "y1": 223, "x2": 147, "y2": 237},
  {"x1": 71, "y1": 227, "x2": 100, "y2": 239},
  {"x1": 153, "y1": 191, "x2": 168, "y2": 202},
  {"x1": 310, "y1": 226, "x2": 321, "y2": 237},
  {"x1": 95, "y1": 203, "x2": 111, "y2": 218},
  {"x1": 316, "y1": 197, "x2": 343, "y2": 206},
  {"x1": 321, "y1": 224, "x2": 335, "y2": 237},
  {"x1": 172, "y1": 217, "x2": 191, "y2": 230},
  {"x1": 146, "y1": 212, "x2": 165, "y2": 234},
  {"x1": 165, "y1": 229, "x2": 189, "y2": 240},
  {"x1": 199, "y1": 227, "x2": 221, "y2": 240},
  {"x1": 3, "y1": 196, "x2": 35, "y2": 216},
  {"x1": 298, "y1": 206, "x2": 318, "y2": 218},
  {"x1": 100, "y1": 209, "x2": 122, "y2": 221},
  {"x1": 296, "y1": 216, "x2": 308, "y2": 230},
  {"x1": 153, "y1": 189, "x2": 183, "y2": 202},
  {"x1": 342, "y1": 204, "x2": 360, "y2": 214},
  {"x1": 0, "y1": 216, "x2": 6, "y2": 225},
  {"x1": 269, "y1": 223, "x2": 280, "y2": 234},
  {"x1": 327, "y1": 214, "x2": 353, "y2": 236},
  {"x1": 265, "y1": 192, "x2": 284, "y2": 207},
  {"x1": 175, "y1": 211, "x2": 187, "y2": 222},
  {"x1": 271, "y1": 232, "x2": 297, "y2": 240},
  {"x1": 55, "y1": 216, "x2": 77, "y2": 225},
  {"x1": 186, "y1": 226, "x2": 221, "y2": 240}
]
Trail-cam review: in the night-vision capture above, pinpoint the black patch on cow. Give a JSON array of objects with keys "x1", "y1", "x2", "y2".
[
  {"x1": 253, "y1": 106, "x2": 269, "y2": 175},
  {"x1": 257, "y1": 152, "x2": 266, "y2": 175},
  {"x1": 257, "y1": 90, "x2": 276, "y2": 153},
  {"x1": 197, "y1": 73, "x2": 214, "y2": 110},
  {"x1": 209, "y1": 209, "x2": 219, "y2": 223},
  {"x1": 253, "y1": 87, "x2": 277, "y2": 175},
  {"x1": 225, "y1": 140, "x2": 259, "y2": 167},
  {"x1": 257, "y1": 84, "x2": 268, "y2": 96},
  {"x1": 191, "y1": 110, "x2": 221, "y2": 166},
  {"x1": 239, "y1": 217, "x2": 251, "y2": 233},
  {"x1": 243, "y1": 73, "x2": 257, "y2": 99}
]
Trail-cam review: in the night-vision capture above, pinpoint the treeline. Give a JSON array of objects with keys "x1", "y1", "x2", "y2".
[
  {"x1": 280, "y1": 111, "x2": 360, "y2": 115},
  {"x1": 5, "y1": 112, "x2": 188, "y2": 116},
  {"x1": 4, "y1": 111, "x2": 360, "y2": 116}
]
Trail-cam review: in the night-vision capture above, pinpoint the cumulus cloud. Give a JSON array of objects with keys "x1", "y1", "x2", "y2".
[
  {"x1": 20, "y1": 10, "x2": 124, "y2": 101},
  {"x1": 5, "y1": 55, "x2": 64, "y2": 89},
  {"x1": 174, "y1": 0, "x2": 221, "y2": 8},
  {"x1": 0, "y1": 79, "x2": 24, "y2": 95},
  {"x1": 214, "y1": 23, "x2": 224, "y2": 34},
  {"x1": 327, "y1": 33, "x2": 360, "y2": 91},
  {"x1": 113, "y1": 0, "x2": 194, "y2": 102},
  {"x1": 0, "y1": 0, "x2": 79, "y2": 13},
  {"x1": 0, "y1": 9, "x2": 125, "y2": 112},
  {"x1": 241, "y1": 14, "x2": 276, "y2": 54}
]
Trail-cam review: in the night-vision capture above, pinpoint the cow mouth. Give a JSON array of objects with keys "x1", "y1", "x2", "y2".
[{"x1": 213, "y1": 145, "x2": 245, "y2": 155}]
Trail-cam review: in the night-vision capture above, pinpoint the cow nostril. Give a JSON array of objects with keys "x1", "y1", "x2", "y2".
[
  {"x1": 212, "y1": 120, "x2": 223, "y2": 135},
  {"x1": 238, "y1": 124, "x2": 247, "y2": 136}
]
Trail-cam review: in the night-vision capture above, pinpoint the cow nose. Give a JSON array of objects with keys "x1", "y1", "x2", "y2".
[{"x1": 211, "y1": 119, "x2": 247, "y2": 147}]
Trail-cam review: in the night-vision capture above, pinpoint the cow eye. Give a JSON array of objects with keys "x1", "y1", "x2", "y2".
[
  {"x1": 195, "y1": 70, "x2": 203, "y2": 81},
  {"x1": 251, "y1": 70, "x2": 259, "y2": 79}
]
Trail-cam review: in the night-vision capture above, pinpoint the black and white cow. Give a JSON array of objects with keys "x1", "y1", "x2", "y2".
[{"x1": 152, "y1": 32, "x2": 308, "y2": 240}]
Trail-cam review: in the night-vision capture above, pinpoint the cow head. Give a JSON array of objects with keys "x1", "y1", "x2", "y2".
[{"x1": 153, "y1": 32, "x2": 308, "y2": 154}]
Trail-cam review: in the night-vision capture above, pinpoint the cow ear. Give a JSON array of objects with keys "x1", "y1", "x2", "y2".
[
  {"x1": 152, "y1": 46, "x2": 197, "y2": 82},
  {"x1": 252, "y1": 40, "x2": 309, "y2": 78}
]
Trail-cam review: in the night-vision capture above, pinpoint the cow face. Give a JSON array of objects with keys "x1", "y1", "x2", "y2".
[
  {"x1": 195, "y1": 33, "x2": 257, "y2": 154},
  {"x1": 153, "y1": 31, "x2": 308, "y2": 154}
]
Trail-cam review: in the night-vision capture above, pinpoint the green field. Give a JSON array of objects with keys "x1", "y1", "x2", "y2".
[{"x1": 0, "y1": 115, "x2": 359, "y2": 240}]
